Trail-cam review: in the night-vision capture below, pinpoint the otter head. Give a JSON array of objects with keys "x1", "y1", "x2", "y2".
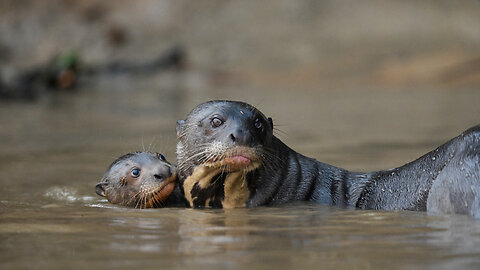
[
  {"x1": 176, "y1": 100, "x2": 274, "y2": 208},
  {"x1": 95, "y1": 152, "x2": 177, "y2": 208}
]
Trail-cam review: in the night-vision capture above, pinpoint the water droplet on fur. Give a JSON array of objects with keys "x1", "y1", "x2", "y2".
[{"x1": 432, "y1": 157, "x2": 436, "y2": 161}]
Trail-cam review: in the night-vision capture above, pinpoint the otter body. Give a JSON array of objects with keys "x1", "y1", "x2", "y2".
[
  {"x1": 245, "y1": 130, "x2": 479, "y2": 215},
  {"x1": 176, "y1": 100, "x2": 480, "y2": 218}
]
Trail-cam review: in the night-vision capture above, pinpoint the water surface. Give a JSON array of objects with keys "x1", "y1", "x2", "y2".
[{"x1": 1, "y1": 76, "x2": 480, "y2": 269}]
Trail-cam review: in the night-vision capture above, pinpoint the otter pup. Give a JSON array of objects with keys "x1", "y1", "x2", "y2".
[
  {"x1": 96, "y1": 152, "x2": 184, "y2": 208},
  {"x1": 175, "y1": 100, "x2": 480, "y2": 218}
]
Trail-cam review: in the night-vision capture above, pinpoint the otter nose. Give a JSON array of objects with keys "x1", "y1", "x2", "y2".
[
  {"x1": 229, "y1": 129, "x2": 254, "y2": 146},
  {"x1": 153, "y1": 167, "x2": 172, "y2": 181},
  {"x1": 153, "y1": 174, "x2": 164, "y2": 181}
]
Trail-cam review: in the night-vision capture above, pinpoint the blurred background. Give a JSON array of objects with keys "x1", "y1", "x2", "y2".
[
  {"x1": 1, "y1": 1, "x2": 480, "y2": 269},
  {"x1": 1, "y1": 0, "x2": 480, "y2": 168},
  {"x1": 2, "y1": 0, "x2": 480, "y2": 86}
]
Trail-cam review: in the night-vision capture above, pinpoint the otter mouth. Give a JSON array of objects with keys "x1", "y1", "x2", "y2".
[
  {"x1": 203, "y1": 147, "x2": 261, "y2": 172},
  {"x1": 141, "y1": 174, "x2": 177, "y2": 208}
]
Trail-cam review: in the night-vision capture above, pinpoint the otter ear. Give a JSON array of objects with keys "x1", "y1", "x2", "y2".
[
  {"x1": 268, "y1": 117, "x2": 273, "y2": 129},
  {"x1": 176, "y1": 119, "x2": 185, "y2": 137},
  {"x1": 95, "y1": 182, "x2": 108, "y2": 197}
]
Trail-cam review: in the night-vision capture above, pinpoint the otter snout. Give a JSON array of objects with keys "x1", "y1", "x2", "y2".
[
  {"x1": 229, "y1": 128, "x2": 255, "y2": 147},
  {"x1": 153, "y1": 164, "x2": 175, "y2": 181}
]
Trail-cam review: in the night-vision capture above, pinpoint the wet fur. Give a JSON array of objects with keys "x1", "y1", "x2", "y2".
[
  {"x1": 176, "y1": 101, "x2": 277, "y2": 208},
  {"x1": 96, "y1": 151, "x2": 184, "y2": 208},
  {"x1": 176, "y1": 100, "x2": 480, "y2": 218}
]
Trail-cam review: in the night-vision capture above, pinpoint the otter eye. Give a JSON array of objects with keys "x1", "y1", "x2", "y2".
[
  {"x1": 211, "y1": 117, "x2": 224, "y2": 128},
  {"x1": 254, "y1": 118, "x2": 263, "y2": 129},
  {"x1": 157, "y1": 153, "x2": 166, "y2": 161},
  {"x1": 130, "y1": 168, "x2": 141, "y2": 178}
]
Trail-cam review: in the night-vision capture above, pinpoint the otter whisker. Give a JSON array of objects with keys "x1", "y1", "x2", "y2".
[
  {"x1": 134, "y1": 195, "x2": 142, "y2": 209},
  {"x1": 150, "y1": 192, "x2": 159, "y2": 207},
  {"x1": 138, "y1": 193, "x2": 145, "y2": 209},
  {"x1": 260, "y1": 147, "x2": 285, "y2": 169},
  {"x1": 143, "y1": 193, "x2": 147, "y2": 209},
  {"x1": 152, "y1": 190, "x2": 166, "y2": 208},
  {"x1": 139, "y1": 193, "x2": 147, "y2": 209},
  {"x1": 124, "y1": 194, "x2": 138, "y2": 207},
  {"x1": 147, "y1": 137, "x2": 157, "y2": 152},
  {"x1": 178, "y1": 148, "x2": 212, "y2": 165},
  {"x1": 126, "y1": 187, "x2": 145, "y2": 207}
]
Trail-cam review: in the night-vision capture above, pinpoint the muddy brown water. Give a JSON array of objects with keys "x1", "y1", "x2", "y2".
[{"x1": 1, "y1": 76, "x2": 480, "y2": 269}]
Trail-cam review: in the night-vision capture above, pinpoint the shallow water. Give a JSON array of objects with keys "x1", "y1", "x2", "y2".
[{"x1": 1, "y1": 75, "x2": 480, "y2": 269}]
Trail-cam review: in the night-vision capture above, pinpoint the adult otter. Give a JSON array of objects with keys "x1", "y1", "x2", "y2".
[
  {"x1": 176, "y1": 100, "x2": 480, "y2": 218},
  {"x1": 96, "y1": 152, "x2": 184, "y2": 208}
]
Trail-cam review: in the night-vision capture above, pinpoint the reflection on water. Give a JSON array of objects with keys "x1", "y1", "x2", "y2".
[
  {"x1": 1, "y1": 202, "x2": 480, "y2": 269},
  {"x1": 1, "y1": 78, "x2": 480, "y2": 269}
]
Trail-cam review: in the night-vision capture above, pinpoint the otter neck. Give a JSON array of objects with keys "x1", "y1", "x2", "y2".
[
  {"x1": 245, "y1": 137, "x2": 370, "y2": 207},
  {"x1": 247, "y1": 135, "x2": 455, "y2": 211}
]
